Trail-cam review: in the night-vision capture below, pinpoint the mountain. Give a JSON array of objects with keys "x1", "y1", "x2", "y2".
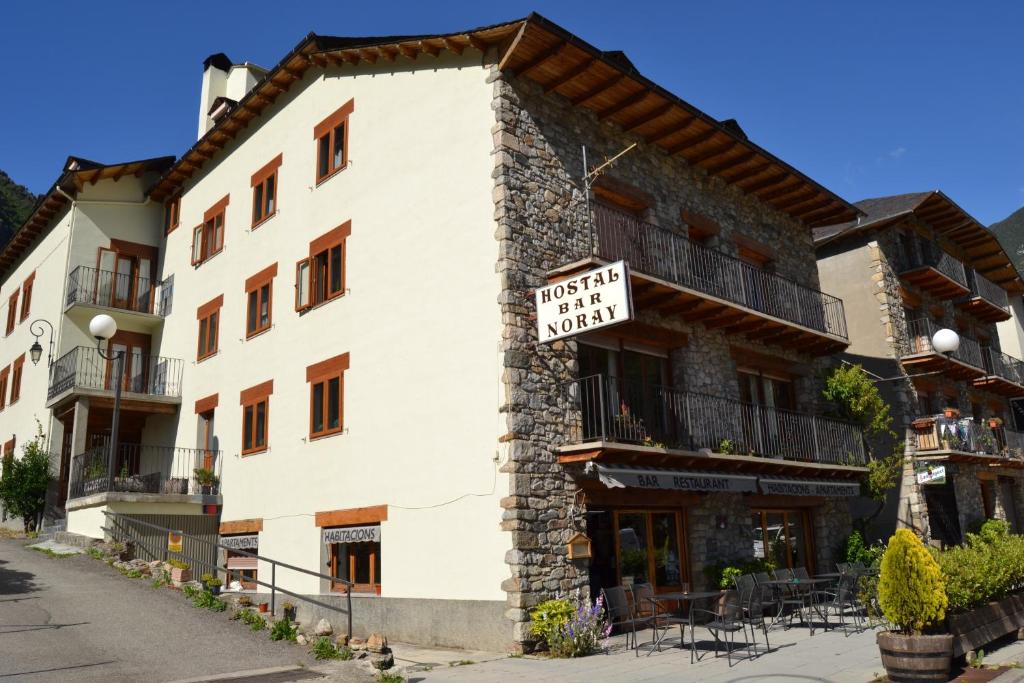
[
  {"x1": 0, "y1": 170, "x2": 38, "y2": 249},
  {"x1": 991, "y1": 206, "x2": 1024, "y2": 274}
]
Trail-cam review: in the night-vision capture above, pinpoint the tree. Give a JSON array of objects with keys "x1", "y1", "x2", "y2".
[
  {"x1": 0, "y1": 424, "x2": 52, "y2": 532},
  {"x1": 822, "y1": 363, "x2": 902, "y2": 530}
]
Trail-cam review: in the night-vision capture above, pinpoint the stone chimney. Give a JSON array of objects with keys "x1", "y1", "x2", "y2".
[{"x1": 197, "y1": 53, "x2": 267, "y2": 139}]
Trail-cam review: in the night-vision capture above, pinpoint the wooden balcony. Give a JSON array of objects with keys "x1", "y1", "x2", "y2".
[
  {"x1": 974, "y1": 348, "x2": 1024, "y2": 397},
  {"x1": 896, "y1": 243, "x2": 969, "y2": 298},
  {"x1": 900, "y1": 318, "x2": 985, "y2": 380},
  {"x1": 554, "y1": 205, "x2": 850, "y2": 355},
  {"x1": 912, "y1": 414, "x2": 1024, "y2": 468},
  {"x1": 956, "y1": 269, "x2": 1011, "y2": 323}
]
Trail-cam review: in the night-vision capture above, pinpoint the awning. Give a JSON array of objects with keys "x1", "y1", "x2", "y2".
[
  {"x1": 226, "y1": 556, "x2": 258, "y2": 570},
  {"x1": 322, "y1": 524, "x2": 381, "y2": 545},
  {"x1": 758, "y1": 477, "x2": 861, "y2": 497},
  {"x1": 586, "y1": 462, "x2": 758, "y2": 493},
  {"x1": 220, "y1": 534, "x2": 258, "y2": 550}
]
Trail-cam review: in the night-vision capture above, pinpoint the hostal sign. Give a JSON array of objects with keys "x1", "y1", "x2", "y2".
[{"x1": 535, "y1": 261, "x2": 633, "y2": 342}]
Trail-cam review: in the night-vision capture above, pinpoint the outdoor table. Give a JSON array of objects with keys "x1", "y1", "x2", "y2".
[
  {"x1": 761, "y1": 578, "x2": 833, "y2": 634},
  {"x1": 642, "y1": 590, "x2": 721, "y2": 656}
]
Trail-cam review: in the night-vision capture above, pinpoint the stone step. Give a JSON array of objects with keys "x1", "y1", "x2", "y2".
[{"x1": 54, "y1": 531, "x2": 98, "y2": 548}]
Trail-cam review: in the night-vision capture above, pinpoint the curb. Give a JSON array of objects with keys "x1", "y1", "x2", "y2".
[{"x1": 166, "y1": 664, "x2": 322, "y2": 683}]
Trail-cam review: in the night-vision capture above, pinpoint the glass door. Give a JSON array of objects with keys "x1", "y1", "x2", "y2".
[
  {"x1": 751, "y1": 509, "x2": 813, "y2": 572},
  {"x1": 614, "y1": 510, "x2": 688, "y2": 592}
]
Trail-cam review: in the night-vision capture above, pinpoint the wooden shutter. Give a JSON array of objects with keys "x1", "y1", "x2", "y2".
[{"x1": 295, "y1": 258, "x2": 311, "y2": 311}]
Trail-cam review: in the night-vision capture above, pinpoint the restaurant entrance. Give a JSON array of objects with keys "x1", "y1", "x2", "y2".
[
  {"x1": 587, "y1": 508, "x2": 689, "y2": 599},
  {"x1": 750, "y1": 509, "x2": 814, "y2": 573}
]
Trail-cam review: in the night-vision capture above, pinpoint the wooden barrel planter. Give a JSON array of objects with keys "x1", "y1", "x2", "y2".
[{"x1": 876, "y1": 632, "x2": 953, "y2": 682}]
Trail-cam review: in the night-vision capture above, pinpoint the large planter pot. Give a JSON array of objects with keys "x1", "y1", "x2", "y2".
[
  {"x1": 170, "y1": 567, "x2": 192, "y2": 585},
  {"x1": 877, "y1": 632, "x2": 953, "y2": 682}
]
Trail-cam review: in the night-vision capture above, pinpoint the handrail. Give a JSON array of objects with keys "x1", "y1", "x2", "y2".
[
  {"x1": 48, "y1": 346, "x2": 184, "y2": 400},
  {"x1": 580, "y1": 204, "x2": 848, "y2": 340},
  {"x1": 69, "y1": 442, "x2": 222, "y2": 500},
  {"x1": 963, "y1": 269, "x2": 1009, "y2": 311},
  {"x1": 562, "y1": 374, "x2": 865, "y2": 466},
  {"x1": 65, "y1": 265, "x2": 170, "y2": 316},
  {"x1": 902, "y1": 318, "x2": 983, "y2": 369},
  {"x1": 898, "y1": 240, "x2": 968, "y2": 288},
  {"x1": 102, "y1": 510, "x2": 354, "y2": 639},
  {"x1": 982, "y1": 347, "x2": 1024, "y2": 386}
]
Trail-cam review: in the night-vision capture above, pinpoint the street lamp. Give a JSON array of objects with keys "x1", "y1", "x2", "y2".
[
  {"x1": 90, "y1": 314, "x2": 123, "y2": 493},
  {"x1": 847, "y1": 329, "x2": 962, "y2": 383},
  {"x1": 28, "y1": 319, "x2": 55, "y2": 367}
]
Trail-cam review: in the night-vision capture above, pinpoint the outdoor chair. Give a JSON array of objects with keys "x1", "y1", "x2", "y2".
[
  {"x1": 691, "y1": 597, "x2": 751, "y2": 666},
  {"x1": 630, "y1": 582, "x2": 690, "y2": 655},
  {"x1": 811, "y1": 571, "x2": 865, "y2": 636},
  {"x1": 772, "y1": 568, "x2": 812, "y2": 631},
  {"x1": 734, "y1": 573, "x2": 771, "y2": 656},
  {"x1": 601, "y1": 586, "x2": 652, "y2": 655}
]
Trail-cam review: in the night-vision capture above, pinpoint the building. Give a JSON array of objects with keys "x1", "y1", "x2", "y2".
[
  {"x1": 1, "y1": 14, "x2": 870, "y2": 651},
  {"x1": 815, "y1": 191, "x2": 1024, "y2": 546}
]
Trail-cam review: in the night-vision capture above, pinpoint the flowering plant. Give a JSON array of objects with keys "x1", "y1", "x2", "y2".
[{"x1": 531, "y1": 593, "x2": 611, "y2": 658}]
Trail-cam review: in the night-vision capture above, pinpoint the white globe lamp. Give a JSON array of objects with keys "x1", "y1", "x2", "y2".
[
  {"x1": 931, "y1": 328, "x2": 960, "y2": 356},
  {"x1": 89, "y1": 314, "x2": 118, "y2": 341}
]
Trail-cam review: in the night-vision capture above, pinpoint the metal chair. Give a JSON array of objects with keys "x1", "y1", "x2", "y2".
[
  {"x1": 813, "y1": 571, "x2": 865, "y2": 636},
  {"x1": 601, "y1": 586, "x2": 652, "y2": 654},
  {"x1": 773, "y1": 568, "x2": 812, "y2": 631},
  {"x1": 692, "y1": 597, "x2": 750, "y2": 666},
  {"x1": 734, "y1": 573, "x2": 771, "y2": 656},
  {"x1": 630, "y1": 582, "x2": 689, "y2": 655}
]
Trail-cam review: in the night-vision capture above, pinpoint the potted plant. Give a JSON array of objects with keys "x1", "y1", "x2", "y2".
[
  {"x1": 237, "y1": 595, "x2": 253, "y2": 608},
  {"x1": 943, "y1": 406, "x2": 960, "y2": 419},
  {"x1": 202, "y1": 573, "x2": 223, "y2": 595},
  {"x1": 258, "y1": 602, "x2": 269, "y2": 614},
  {"x1": 876, "y1": 529, "x2": 952, "y2": 681},
  {"x1": 988, "y1": 416, "x2": 1004, "y2": 429},
  {"x1": 193, "y1": 468, "x2": 220, "y2": 495},
  {"x1": 167, "y1": 558, "x2": 192, "y2": 585},
  {"x1": 282, "y1": 601, "x2": 296, "y2": 621}
]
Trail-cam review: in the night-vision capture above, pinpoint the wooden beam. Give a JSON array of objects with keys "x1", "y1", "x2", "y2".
[
  {"x1": 514, "y1": 40, "x2": 567, "y2": 76},
  {"x1": 443, "y1": 38, "x2": 465, "y2": 56},
  {"x1": 359, "y1": 49, "x2": 378, "y2": 64},
  {"x1": 622, "y1": 102, "x2": 674, "y2": 133},
  {"x1": 722, "y1": 161, "x2": 772, "y2": 184},
  {"x1": 685, "y1": 141, "x2": 740, "y2": 167},
  {"x1": 378, "y1": 47, "x2": 397, "y2": 62},
  {"x1": 399, "y1": 44, "x2": 418, "y2": 60},
  {"x1": 704, "y1": 151, "x2": 758, "y2": 176},
  {"x1": 597, "y1": 89, "x2": 652, "y2": 121},
  {"x1": 544, "y1": 57, "x2": 596, "y2": 93},
  {"x1": 703, "y1": 312, "x2": 747, "y2": 330},
  {"x1": 660, "y1": 298, "x2": 703, "y2": 316},
  {"x1": 742, "y1": 172, "x2": 791, "y2": 195},
  {"x1": 419, "y1": 40, "x2": 441, "y2": 57},
  {"x1": 645, "y1": 115, "x2": 700, "y2": 145},
  {"x1": 311, "y1": 54, "x2": 328, "y2": 68},
  {"x1": 759, "y1": 182, "x2": 810, "y2": 204},
  {"x1": 496, "y1": 22, "x2": 530, "y2": 71},
  {"x1": 571, "y1": 73, "x2": 627, "y2": 106},
  {"x1": 467, "y1": 35, "x2": 488, "y2": 53},
  {"x1": 665, "y1": 128, "x2": 719, "y2": 156},
  {"x1": 775, "y1": 191, "x2": 825, "y2": 212}
]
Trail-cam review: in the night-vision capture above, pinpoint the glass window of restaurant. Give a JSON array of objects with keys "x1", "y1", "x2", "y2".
[
  {"x1": 587, "y1": 509, "x2": 688, "y2": 597},
  {"x1": 326, "y1": 524, "x2": 382, "y2": 594},
  {"x1": 750, "y1": 509, "x2": 813, "y2": 572}
]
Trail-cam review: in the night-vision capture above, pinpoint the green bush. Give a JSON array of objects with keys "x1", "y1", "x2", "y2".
[
  {"x1": 269, "y1": 618, "x2": 298, "y2": 642},
  {"x1": 311, "y1": 636, "x2": 344, "y2": 660},
  {"x1": 703, "y1": 557, "x2": 776, "y2": 590},
  {"x1": 167, "y1": 558, "x2": 189, "y2": 570},
  {"x1": 841, "y1": 530, "x2": 885, "y2": 567},
  {"x1": 934, "y1": 522, "x2": 1024, "y2": 614},
  {"x1": 191, "y1": 589, "x2": 227, "y2": 612},
  {"x1": 528, "y1": 599, "x2": 574, "y2": 645},
  {"x1": 878, "y1": 529, "x2": 947, "y2": 634}
]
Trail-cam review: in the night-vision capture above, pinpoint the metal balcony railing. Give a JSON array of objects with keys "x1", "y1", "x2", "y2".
[
  {"x1": 982, "y1": 347, "x2": 1024, "y2": 386},
  {"x1": 913, "y1": 414, "x2": 1024, "y2": 459},
  {"x1": 563, "y1": 374, "x2": 865, "y2": 466},
  {"x1": 65, "y1": 265, "x2": 170, "y2": 316},
  {"x1": 962, "y1": 269, "x2": 1010, "y2": 311},
  {"x1": 48, "y1": 346, "x2": 184, "y2": 400},
  {"x1": 897, "y1": 241, "x2": 968, "y2": 289},
  {"x1": 68, "y1": 442, "x2": 222, "y2": 500},
  {"x1": 577, "y1": 204, "x2": 848, "y2": 340},
  {"x1": 901, "y1": 318, "x2": 984, "y2": 369}
]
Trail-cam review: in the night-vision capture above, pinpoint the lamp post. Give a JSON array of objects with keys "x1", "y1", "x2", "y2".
[
  {"x1": 849, "y1": 328, "x2": 962, "y2": 383},
  {"x1": 28, "y1": 319, "x2": 55, "y2": 367},
  {"x1": 89, "y1": 314, "x2": 122, "y2": 492}
]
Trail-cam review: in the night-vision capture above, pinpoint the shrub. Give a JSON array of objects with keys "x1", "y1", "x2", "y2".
[
  {"x1": 182, "y1": 584, "x2": 200, "y2": 599},
  {"x1": 934, "y1": 522, "x2": 1024, "y2": 613},
  {"x1": 269, "y1": 618, "x2": 298, "y2": 642},
  {"x1": 878, "y1": 529, "x2": 947, "y2": 634},
  {"x1": 704, "y1": 557, "x2": 776, "y2": 590},
  {"x1": 167, "y1": 558, "x2": 189, "y2": 570},
  {"x1": 191, "y1": 589, "x2": 227, "y2": 612},
  {"x1": 528, "y1": 599, "x2": 574, "y2": 645},
  {"x1": 841, "y1": 530, "x2": 885, "y2": 567},
  {"x1": 0, "y1": 425, "x2": 53, "y2": 533},
  {"x1": 529, "y1": 595, "x2": 609, "y2": 657},
  {"x1": 310, "y1": 636, "x2": 342, "y2": 660}
]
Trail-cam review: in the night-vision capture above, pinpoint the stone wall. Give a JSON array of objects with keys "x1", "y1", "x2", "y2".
[{"x1": 490, "y1": 66, "x2": 857, "y2": 648}]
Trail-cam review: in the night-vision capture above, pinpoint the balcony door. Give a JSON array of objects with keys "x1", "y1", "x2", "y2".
[
  {"x1": 103, "y1": 331, "x2": 151, "y2": 394},
  {"x1": 96, "y1": 242, "x2": 156, "y2": 313},
  {"x1": 738, "y1": 369, "x2": 795, "y2": 458},
  {"x1": 197, "y1": 410, "x2": 217, "y2": 472},
  {"x1": 578, "y1": 343, "x2": 670, "y2": 444}
]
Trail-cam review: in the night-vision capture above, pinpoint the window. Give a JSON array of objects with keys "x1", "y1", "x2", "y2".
[
  {"x1": 751, "y1": 509, "x2": 813, "y2": 572},
  {"x1": 191, "y1": 195, "x2": 229, "y2": 265},
  {"x1": 240, "y1": 380, "x2": 273, "y2": 455},
  {"x1": 6, "y1": 290, "x2": 18, "y2": 335},
  {"x1": 328, "y1": 525, "x2": 381, "y2": 593},
  {"x1": 164, "y1": 196, "x2": 180, "y2": 234},
  {"x1": 251, "y1": 154, "x2": 282, "y2": 228},
  {"x1": 245, "y1": 263, "x2": 278, "y2": 338},
  {"x1": 19, "y1": 272, "x2": 34, "y2": 322},
  {"x1": 196, "y1": 295, "x2": 224, "y2": 361},
  {"x1": 9, "y1": 355, "x2": 24, "y2": 405},
  {"x1": 307, "y1": 353, "x2": 349, "y2": 439},
  {"x1": 314, "y1": 99, "x2": 354, "y2": 184},
  {"x1": 0, "y1": 366, "x2": 8, "y2": 411},
  {"x1": 296, "y1": 222, "x2": 351, "y2": 312}
]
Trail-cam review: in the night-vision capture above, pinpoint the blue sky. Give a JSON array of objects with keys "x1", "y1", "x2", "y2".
[{"x1": 2, "y1": 1, "x2": 1022, "y2": 224}]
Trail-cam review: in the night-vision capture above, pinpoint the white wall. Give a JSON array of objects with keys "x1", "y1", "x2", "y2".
[
  {"x1": 997, "y1": 296, "x2": 1024, "y2": 361},
  {"x1": 159, "y1": 53, "x2": 509, "y2": 600}
]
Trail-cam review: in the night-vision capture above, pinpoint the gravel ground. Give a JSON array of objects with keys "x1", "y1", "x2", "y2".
[{"x1": 0, "y1": 537, "x2": 372, "y2": 682}]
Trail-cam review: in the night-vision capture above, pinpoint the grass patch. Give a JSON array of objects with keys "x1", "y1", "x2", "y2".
[
  {"x1": 269, "y1": 618, "x2": 298, "y2": 642},
  {"x1": 30, "y1": 546, "x2": 76, "y2": 559},
  {"x1": 378, "y1": 673, "x2": 405, "y2": 683},
  {"x1": 310, "y1": 636, "x2": 348, "y2": 660}
]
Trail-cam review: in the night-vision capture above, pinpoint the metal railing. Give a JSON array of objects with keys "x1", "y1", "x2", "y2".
[
  {"x1": 901, "y1": 318, "x2": 983, "y2": 369},
  {"x1": 48, "y1": 346, "x2": 184, "y2": 400},
  {"x1": 101, "y1": 511, "x2": 354, "y2": 639},
  {"x1": 915, "y1": 414, "x2": 1024, "y2": 458},
  {"x1": 65, "y1": 265, "x2": 169, "y2": 316},
  {"x1": 982, "y1": 347, "x2": 1024, "y2": 386},
  {"x1": 563, "y1": 374, "x2": 865, "y2": 466},
  {"x1": 577, "y1": 204, "x2": 848, "y2": 340},
  {"x1": 897, "y1": 240, "x2": 968, "y2": 289},
  {"x1": 68, "y1": 442, "x2": 222, "y2": 500},
  {"x1": 962, "y1": 269, "x2": 1009, "y2": 311}
]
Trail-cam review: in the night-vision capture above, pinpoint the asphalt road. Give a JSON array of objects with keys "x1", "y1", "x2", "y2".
[{"x1": 0, "y1": 538, "x2": 364, "y2": 682}]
